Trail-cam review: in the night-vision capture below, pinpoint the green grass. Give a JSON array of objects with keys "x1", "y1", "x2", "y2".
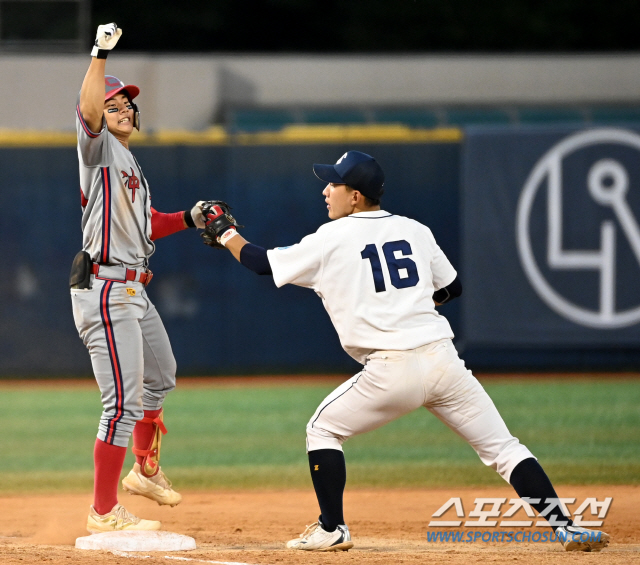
[{"x1": 0, "y1": 379, "x2": 638, "y2": 492}]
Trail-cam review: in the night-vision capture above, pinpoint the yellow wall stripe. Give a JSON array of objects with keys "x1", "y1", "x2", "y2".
[
  {"x1": 235, "y1": 125, "x2": 463, "y2": 145},
  {"x1": 0, "y1": 130, "x2": 78, "y2": 147},
  {"x1": 0, "y1": 125, "x2": 462, "y2": 148}
]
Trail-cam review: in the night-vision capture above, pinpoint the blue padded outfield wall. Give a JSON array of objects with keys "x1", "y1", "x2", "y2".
[
  {"x1": 1, "y1": 127, "x2": 639, "y2": 376},
  {"x1": 0, "y1": 142, "x2": 460, "y2": 375}
]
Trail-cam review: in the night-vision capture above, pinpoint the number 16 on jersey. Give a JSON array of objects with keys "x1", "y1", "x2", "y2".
[{"x1": 361, "y1": 240, "x2": 420, "y2": 292}]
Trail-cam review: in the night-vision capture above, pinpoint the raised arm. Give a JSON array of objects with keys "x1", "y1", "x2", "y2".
[
  {"x1": 79, "y1": 23, "x2": 122, "y2": 132},
  {"x1": 79, "y1": 58, "x2": 106, "y2": 133}
]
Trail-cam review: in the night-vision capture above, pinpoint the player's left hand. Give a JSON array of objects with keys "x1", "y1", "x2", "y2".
[{"x1": 201, "y1": 200, "x2": 242, "y2": 249}]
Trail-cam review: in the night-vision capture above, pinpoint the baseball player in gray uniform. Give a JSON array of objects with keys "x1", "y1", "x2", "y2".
[
  {"x1": 71, "y1": 23, "x2": 208, "y2": 533},
  {"x1": 202, "y1": 151, "x2": 610, "y2": 553}
]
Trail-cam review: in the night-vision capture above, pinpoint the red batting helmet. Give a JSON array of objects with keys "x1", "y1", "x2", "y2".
[
  {"x1": 104, "y1": 75, "x2": 140, "y2": 101},
  {"x1": 104, "y1": 75, "x2": 141, "y2": 131}
]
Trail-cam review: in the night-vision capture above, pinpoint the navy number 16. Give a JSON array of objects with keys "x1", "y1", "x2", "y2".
[{"x1": 361, "y1": 240, "x2": 420, "y2": 292}]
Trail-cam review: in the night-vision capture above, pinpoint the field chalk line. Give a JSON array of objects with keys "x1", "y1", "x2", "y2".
[{"x1": 111, "y1": 550, "x2": 266, "y2": 565}]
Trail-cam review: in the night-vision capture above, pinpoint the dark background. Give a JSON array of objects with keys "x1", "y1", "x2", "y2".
[
  {"x1": 3, "y1": 0, "x2": 640, "y2": 52},
  {"x1": 88, "y1": 0, "x2": 640, "y2": 52}
]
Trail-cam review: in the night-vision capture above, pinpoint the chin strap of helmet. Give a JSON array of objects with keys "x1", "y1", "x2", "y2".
[{"x1": 131, "y1": 101, "x2": 141, "y2": 131}]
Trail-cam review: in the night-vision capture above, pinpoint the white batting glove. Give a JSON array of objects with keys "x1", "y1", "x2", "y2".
[
  {"x1": 190, "y1": 201, "x2": 207, "y2": 229},
  {"x1": 91, "y1": 23, "x2": 122, "y2": 59}
]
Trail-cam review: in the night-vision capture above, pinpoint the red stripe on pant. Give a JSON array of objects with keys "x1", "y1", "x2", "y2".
[{"x1": 100, "y1": 280, "x2": 125, "y2": 444}]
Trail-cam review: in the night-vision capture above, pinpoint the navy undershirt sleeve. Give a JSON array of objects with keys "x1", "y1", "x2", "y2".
[
  {"x1": 433, "y1": 275, "x2": 462, "y2": 304},
  {"x1": 240, "y1": 243, "x2": 273, "y2": 276}
]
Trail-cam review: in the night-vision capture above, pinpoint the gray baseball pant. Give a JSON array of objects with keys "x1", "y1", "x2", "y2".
[{"x1": 71, "y1": 277, "x2": 176, "y2": 448}]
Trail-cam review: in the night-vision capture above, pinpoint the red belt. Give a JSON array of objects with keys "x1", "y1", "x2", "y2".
[{"x1": 91, "y1": 263, "x2": 153, "y2": 286}]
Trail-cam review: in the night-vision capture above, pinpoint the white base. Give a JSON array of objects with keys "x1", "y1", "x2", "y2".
[{"x1": 75, "y1": 530, "x2": 196, "y2": 551}]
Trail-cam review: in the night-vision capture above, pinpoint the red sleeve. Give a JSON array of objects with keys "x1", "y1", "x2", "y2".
[{"x1": 150, "y1": 207, "x2": 187, "y2": 241}]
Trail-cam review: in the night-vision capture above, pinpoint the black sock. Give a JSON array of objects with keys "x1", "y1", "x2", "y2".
[
  {"x1": 308, "y1": 449, "x2": 346, "y2": 532},
  {"x1": 510, "y1": 458, "x2": 573, "y2": 531}
]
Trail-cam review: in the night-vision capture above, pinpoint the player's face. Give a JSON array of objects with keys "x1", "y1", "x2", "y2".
[
  {"x1": 104, "y1": 93, "x2": 134, "y2": 136},
  {"x1": 323, "y1": 183, "x2": 356, "y2": 219}
]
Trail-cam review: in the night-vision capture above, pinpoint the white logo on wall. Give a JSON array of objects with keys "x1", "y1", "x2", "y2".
[{"x1": 516, "y1": 129, "x2": 640, "y2": 329}]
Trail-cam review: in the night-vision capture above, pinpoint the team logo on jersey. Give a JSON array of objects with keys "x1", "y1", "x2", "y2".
[
  {"x1": 516, "y1": 128, "x2": 640, "y2": 329},
  {"x1": 121, "y1": 167, "x2": 141, "y2": 203}
]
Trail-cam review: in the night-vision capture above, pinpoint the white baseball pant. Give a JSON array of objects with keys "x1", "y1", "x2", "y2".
[{"x1": 306, "y1": 338, "x2": 534, "y2": 482}]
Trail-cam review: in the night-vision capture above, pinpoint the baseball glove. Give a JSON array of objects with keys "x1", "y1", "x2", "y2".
[{"x1": 200, "y1": 200, "x2": 242, "y2": 249}]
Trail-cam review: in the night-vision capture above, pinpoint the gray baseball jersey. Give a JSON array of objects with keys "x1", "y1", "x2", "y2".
[{"x1": 76, "y1": 105, "x2": 154, "y2": 267}]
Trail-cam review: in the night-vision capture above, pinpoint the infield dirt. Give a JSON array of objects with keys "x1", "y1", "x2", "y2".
[{"x1": 0, "y1": 485, "x2": 637, "y2": 564}]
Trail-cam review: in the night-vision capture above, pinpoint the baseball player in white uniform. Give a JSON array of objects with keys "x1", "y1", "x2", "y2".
[
  {"x1": 71, "y1": 24, "x2": 208, "y2": 533},
  {"x1": 202, "y1": 150, "x2": 610, "y2": 553}
]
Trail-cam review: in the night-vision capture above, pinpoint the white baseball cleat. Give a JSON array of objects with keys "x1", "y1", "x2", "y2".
[
  {"x1": 286, "y1": 520, "x2": 353, "y2": 551},
  {"x1": 122, "y1": 463, "x2": 182, "y2": 507},
  {"x1": 556, "y1": 525, "x2": 610, "y2": 552},
  {"x1": 87, "y1": 503, "x2": 161, "y2": 534}
]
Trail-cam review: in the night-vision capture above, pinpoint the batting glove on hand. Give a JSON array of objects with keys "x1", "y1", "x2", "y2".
[
  {"x1": 201, "y1": 200, "x2": 242, "y2": 249},
  {"x1": 189, "y1": 201, "x2": 207, "y2": 229},
  {"x1": 91, "y1": 23, "x2": 122, "y2": 59}
]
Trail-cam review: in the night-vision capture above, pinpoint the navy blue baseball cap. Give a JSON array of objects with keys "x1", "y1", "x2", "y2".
[{"x1": 313, "y1": 151, "x2": 385, "y2": 199}]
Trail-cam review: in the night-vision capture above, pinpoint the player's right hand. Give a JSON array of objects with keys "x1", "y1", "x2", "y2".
[{"x1": 91, "y1": 23, "x2": 122, "y2": 58}]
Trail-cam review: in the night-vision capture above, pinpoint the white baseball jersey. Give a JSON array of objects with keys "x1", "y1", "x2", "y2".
[
  {"x1": 267, "y1": 210, "x2": 457, "y2": 363},
  {"x1": 76, "y1": 105, "x2": 154, "y2": 267}
]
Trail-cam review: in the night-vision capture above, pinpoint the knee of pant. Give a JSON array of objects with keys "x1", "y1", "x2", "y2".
[
  {"x1": 142, "y1": 388, "x2": 174, "y2": 411},
  {"x1": 306, "y1": 423, "x2": 344, "y2": 452},
  {"x1": 98, "y1": 411, "x2": 138, "y2": 447},
  {"x1": 482, "y1": 438, "x2": 535, "y2": 482},
  {"x1": 144, "y1": 361, "x2": 176, "y2": 397},
  {"x1": 105, "y1": 407, "x2": 142, "y2": 430},
  {"x1": 158, "y1": 356, "x2": 177, "y2": 389},
  {"x1": 160, "y1": 380, "x2": 176, "y2": 395},
  {"x1": 167, "y1": 356, "x2": 177, "y2": 380},
  {"x1": 165, "y1": 358, "x2": 177, "y2": 390}
]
